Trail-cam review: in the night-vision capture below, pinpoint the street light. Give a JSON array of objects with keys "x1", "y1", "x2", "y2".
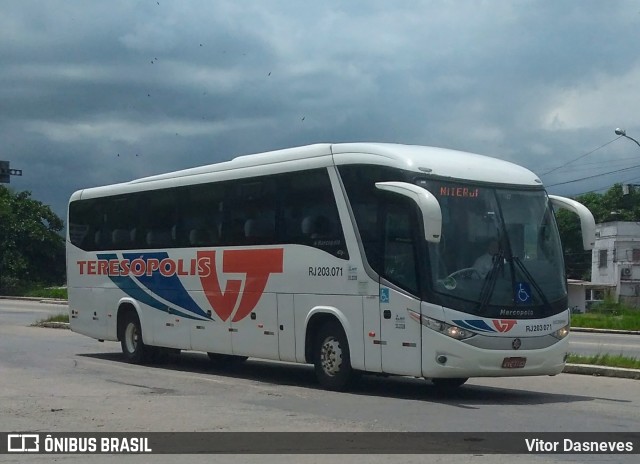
[{"x1": 614, "y1": 128, "x2": 640, "y2": 149}]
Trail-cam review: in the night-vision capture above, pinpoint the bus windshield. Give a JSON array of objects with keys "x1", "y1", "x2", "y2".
[{"x1": 418, "y1": 180, "x2": 567, "y2": 318}]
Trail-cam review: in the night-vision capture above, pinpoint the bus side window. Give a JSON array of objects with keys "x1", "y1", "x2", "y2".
[
  {"x1": 220, "y1": 178, "x2": 277, "y2": 246},
  {"x1": 244, "y1": 217, "x2": 275, "y2": 244},
  {"x1": 281, "y1": 169, "x2": 348, "y2": 259},
  {"x1": 382, "y1": 199, "x2": 419, "y2": 295}
]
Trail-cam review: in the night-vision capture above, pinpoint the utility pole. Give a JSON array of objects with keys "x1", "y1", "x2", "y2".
[
  {"x1": 0, "y1": 160, "x2": 22, "y2": 293},
  {"x1": 0, "y1": 160, "x2": 23, "y2": 184}
]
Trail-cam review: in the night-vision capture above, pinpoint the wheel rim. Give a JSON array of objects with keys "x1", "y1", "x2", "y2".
[
  {"x1": 320, "y1": 336, "x2": 342, "y2": 376},
  {"x1": 125, "y1": 322, "x2": 138, "y2": 354}
]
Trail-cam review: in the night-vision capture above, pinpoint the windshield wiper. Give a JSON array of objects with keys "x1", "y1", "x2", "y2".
[
  {"x1": 511, "y1": 257, "x2": 553, "y2": 315},
  {"x1": 476, "y1": 250, "x2": 504, "y2": 315}
]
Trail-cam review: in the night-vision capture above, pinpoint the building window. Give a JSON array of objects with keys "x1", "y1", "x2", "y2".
[
  {"x1": 633, "y1": 249, "x2": 640, "y2": 263},
  {"x1": 598, "y1": 249, "x2": 608, "y2": 268}
]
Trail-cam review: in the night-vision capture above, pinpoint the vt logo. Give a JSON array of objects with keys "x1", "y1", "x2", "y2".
[
  {"x1": 198, "y1": 248, "x2": 284, "y2": 322},
  {"x1": 492, "y1": 319, "x2": 517, "y2": 333}
]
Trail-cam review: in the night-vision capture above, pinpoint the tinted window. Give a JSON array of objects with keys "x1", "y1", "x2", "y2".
[
  {"x1": 339, "y1": 164, "x2": 420, "y2": 294},
  {"x1": 69, "y1": 168, "x2": 348, "y2": 259}
]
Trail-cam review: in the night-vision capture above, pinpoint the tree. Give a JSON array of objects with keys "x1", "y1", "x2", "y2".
[
  {"x1": 0, "y1": 186, "x2": 65, "y2": 294},
  {"x1": 555, "y1": 184, "x2": 640, "y2": 280},
  {"x1": 555, "y1": 209, "x2": 591, "y2": 280}
]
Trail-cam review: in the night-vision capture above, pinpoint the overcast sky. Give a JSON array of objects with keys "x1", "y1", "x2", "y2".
[{"x1": 2, "y1": 0, "x2": 640, "y2": 219}]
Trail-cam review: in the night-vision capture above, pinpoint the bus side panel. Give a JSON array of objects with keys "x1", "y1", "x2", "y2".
[
  {"x1": 294, "y1": 294, "x2": 365, "y2": 371},
  {"x1": 67, "y1": 247, "x2": 112, "y2": 341},
  {"x1": 231, "y1": 293, "x2": 279, "y2": 359},
  {"x1": 68, "y1": 286, "x2": 109, "y2": 340},
  {"x1": 152, "y1": 304, "x2": 192, "y2": 350},
  {"x1": 190, "y1": 298, "x2": 232, "y2": 355},
  {"x1": 277, "y1": 293, "x2": 296, "y2": 362}
]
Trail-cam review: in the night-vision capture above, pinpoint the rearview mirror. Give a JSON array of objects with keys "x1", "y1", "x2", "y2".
[
  {"x1": 375, "y1": 181, "x2": 442, "y2": 242},
  {"x1": 548, "y1": 195, "x2": 596, "y2": 250}
]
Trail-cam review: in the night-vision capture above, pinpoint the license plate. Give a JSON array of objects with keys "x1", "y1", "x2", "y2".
[{"x1": 502, "y1": 357, "x2": 526, "y2": 368}]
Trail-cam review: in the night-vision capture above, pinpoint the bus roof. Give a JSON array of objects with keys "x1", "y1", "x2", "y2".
[
  {"x1": 71, "y1": 143, "x2": 542, "y2": 201},
  {"x1": 331, "y1": 143, "x2": 541, "y2": 186},
  {"x1": 132, "y1": 143, "x2": 541, "y2": 185}
]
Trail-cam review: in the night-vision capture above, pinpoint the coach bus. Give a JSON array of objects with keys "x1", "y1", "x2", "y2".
[{"x1": 67, "y1": 143, "x2": 595, "y2": 390}]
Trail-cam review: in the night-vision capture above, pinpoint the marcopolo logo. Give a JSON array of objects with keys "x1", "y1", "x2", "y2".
[{"x1": 79, "y1": 248, "x2": 284, "y2": 323}]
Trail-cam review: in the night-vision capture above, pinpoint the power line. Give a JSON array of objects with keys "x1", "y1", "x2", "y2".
[
  {"x1": 545, "y1": 163, "x2": 640, "y2": 187},
  {"x1": 539, "y1": 136, "x2": 622, "y2": 176},
  {"x1": 576, "y1": 155, "x2": 640, "y2": 167},
  {"x1": 572, "y1": 173, "x2": 640, "y2": 196},
  {"x1": 547, "y1": 158, "x2": 640, "y2": 175}
]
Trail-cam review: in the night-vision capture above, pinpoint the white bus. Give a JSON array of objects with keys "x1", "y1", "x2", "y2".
[{"x1": 67, "y1": 143, "x2": 595, "y2": 391}]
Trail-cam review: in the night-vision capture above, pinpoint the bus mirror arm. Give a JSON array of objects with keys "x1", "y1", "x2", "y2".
[
  {"x1": 548, "y1": 195, "x2": 596, "y2": 250},
  {"x1": 375, "y1": 181, "x2": 442, "y2": 243}
]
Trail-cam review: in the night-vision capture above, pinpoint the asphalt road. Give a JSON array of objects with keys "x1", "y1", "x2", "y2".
[
  {"x1": 569, "y1": 331, "x2": 640, "y2": 358},
  {"x1": 0, "y1": 299, "x2": 638, "y2": 463}
]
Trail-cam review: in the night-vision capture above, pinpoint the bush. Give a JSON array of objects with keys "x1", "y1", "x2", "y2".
[{"x1": 22, "y1": 285, "x2": 68, "y2": 299}]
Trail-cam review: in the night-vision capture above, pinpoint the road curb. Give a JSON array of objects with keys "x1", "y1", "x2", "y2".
[
  {"x1": 0, "y1": 296, "x2": 68, "y2": 305},
  {"x1": 32, "y1": 322, "x2": 70, "y2": 329},
  {"x1": 563, "y1": 363, "x2": 640, "y2": 380},
  {"x1": 571, "y1": 327, "x2": 640, "y2": 336}
]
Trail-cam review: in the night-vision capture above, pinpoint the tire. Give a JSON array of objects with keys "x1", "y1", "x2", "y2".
[
  {"x1": 207, "y1": 353, "x2": 248, "y2": 367},
  {"x1": 120, "y1": 312, "x2": 150, "y2": 364},
  {"x1": 431, "y1": 377, "x2": 468, "y2": 390},
  {"x1": 313, "y1": 320, "x2": 353, "y2": 391}
]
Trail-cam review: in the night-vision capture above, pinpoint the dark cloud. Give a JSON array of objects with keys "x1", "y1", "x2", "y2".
[{"x1": 2, "y1": 0, "x2": 640, "y2": 219}]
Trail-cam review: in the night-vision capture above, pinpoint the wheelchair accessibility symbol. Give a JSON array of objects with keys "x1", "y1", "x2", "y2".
[
  {"x1": 380, "y1": 287, "x2": 390, "y2": 304},
  {"x1": 516, "y1": 282, "x2": 532, "y2": 303}
]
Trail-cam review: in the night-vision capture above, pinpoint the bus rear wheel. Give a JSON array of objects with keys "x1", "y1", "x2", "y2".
[
  {"x1": 431, "y1": 377, "x2": 468, "y2": 390},
  {"x1": 313, "y1": 321, "x2": 353, "y2": 391},
  {"x1": 121, "y1": 313, "x2": 150, "y2": 364}
]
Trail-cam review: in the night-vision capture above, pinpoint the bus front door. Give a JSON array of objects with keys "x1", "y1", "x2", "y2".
[{"x1": 379, "y1": 284, "x2": 422, "y2": 376}]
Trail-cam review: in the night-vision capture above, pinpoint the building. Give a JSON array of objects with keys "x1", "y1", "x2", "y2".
[
  {"x1": 590, "y1": 221, "x2": 640, "y2": 308},
  {"x1": 567, "y1": 279, "x2": 614, "y2": 313}
]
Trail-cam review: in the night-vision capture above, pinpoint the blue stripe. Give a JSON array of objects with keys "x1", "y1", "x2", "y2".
[
  {"x1": 122, "y1": 252, "x2": 208, "y2": 319},
  {"x1": 98, "y1": 253, "x2": 207, "y2": 321},
  {"x1": 452, "y1": 319, "x2": 496, "y2": 333}
]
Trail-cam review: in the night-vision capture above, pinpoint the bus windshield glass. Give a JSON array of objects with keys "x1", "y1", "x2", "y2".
[{"x1": 417, "y1": 180, "x2": 567, "y2": 318}]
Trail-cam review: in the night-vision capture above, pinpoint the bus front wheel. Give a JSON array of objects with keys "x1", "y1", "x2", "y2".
[
  {"x1": 313, "y1": 321, "x2": 353, "y2": 391},
  {"x1": 121, "y1": 313, "x2": 150, "y2": 364}
]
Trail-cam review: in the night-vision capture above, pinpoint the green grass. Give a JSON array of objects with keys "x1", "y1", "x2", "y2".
[
  {"x1": 567, "y1": 353, "x2": 640, "y2": 370},
  {"x1": 571, "y1": 302, "x2": 640, "y2": 331},
  {"x1": 35, "y1": 313, "x2": 70, "y2": 324},
  {"x1": 23, "y1": 286, "x2": 68, "y2": 299},
  {"x1": 571, "y1": 310, "x2": 640, "y2": 330}
]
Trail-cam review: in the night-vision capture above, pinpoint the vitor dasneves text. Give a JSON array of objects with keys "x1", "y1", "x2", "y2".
[{"x1": 525, "y1": 438, "x2": 633, "y2": 453}]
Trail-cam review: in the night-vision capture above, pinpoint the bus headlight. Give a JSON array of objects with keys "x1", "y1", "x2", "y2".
[
  {"x1": 551, "y1": 324, "x2": 570, "y2": 340},
  {"x1": 422, "y1": 316, "x2": 476, "y2": 340}
]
